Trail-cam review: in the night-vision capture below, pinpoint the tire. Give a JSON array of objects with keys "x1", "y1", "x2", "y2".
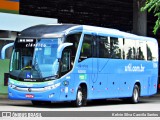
[
  {"x1": 130, "y1": 85, "x2": 140, "y2": 104},
  {"x1": 73, "y1": 86, "x2": 87, "y2": 107}
]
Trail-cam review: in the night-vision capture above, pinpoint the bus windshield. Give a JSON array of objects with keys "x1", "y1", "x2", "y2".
[{"x1": 10, "y1": 38, "x2": 62, "y2": 81}]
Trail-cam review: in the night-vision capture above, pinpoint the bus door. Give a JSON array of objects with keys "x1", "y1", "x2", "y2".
[
  {"x1": 93, "y1": 35, "x2": 110, "y2": 98},
  {"x1": 91, "y1": 35, "x2": 106, "y2": 98},
  {"x1": 78, "y1": 34, "x2": 98, "y2": 98},
  {"x1": 91, "y1": 35, "x2": 98, "y2": 83}
]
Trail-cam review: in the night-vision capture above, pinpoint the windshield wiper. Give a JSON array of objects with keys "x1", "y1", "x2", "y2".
[{"x1": 43, "y1": 75, "x2": 58, "y2": 81}]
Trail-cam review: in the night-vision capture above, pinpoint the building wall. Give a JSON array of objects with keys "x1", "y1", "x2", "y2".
[
  {"x1": 19, "y1": 0, "x2": 160, "y2": 39},
  {"x1": 20, "y1": 0, "x2": 133, "y2": 32}
]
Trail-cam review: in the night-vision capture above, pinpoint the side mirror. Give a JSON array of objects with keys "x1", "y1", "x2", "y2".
[
  {"x1": 1, "y1": 43, "x2": 14, "y2": 59},
  {"x1": 57, "y1": 43, "x2": 73, "y2": 59}
]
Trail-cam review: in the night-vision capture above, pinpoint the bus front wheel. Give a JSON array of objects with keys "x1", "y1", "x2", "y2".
[
  {"x1": 73, "y1": 86, "x2": 87, "y2": 107},
  {"x1": 130, "y1": 84, "x2": 140, "y2": 104}
]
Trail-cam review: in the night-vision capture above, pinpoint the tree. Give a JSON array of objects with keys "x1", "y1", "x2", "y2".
[{"x1": 141, "y1": 0, "x2": 160, "y2": 34}]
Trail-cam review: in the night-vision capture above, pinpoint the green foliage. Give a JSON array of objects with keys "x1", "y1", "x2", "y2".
[{"x1": 141, "y1": 0, "x2": 160, "y2": 34}]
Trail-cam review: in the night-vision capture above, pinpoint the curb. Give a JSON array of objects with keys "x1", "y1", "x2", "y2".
[
  {"x1": 0, "y1": 93, "x2": 160, "y2": 99},
  {"x1": 0, "y1": 94, "x2": 8, "y2": 99}
]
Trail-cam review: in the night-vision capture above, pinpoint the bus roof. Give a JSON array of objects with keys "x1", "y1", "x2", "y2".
[
  {"x1": 19, "y1": 24, "x2": 157, "y2": 42},
  {"x1": 79, "y1": 25, "x2": 157, "y2": 42},
  {"x1": 19, "y1": 24, "x2": 77, "y2": 38}
]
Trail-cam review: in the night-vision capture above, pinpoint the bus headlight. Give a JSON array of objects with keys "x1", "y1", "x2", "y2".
[
  {"x1": 8, "y1": 83, "x2": 17, "y2": 89},
  {"x1": 44, "y1": 83, "x2": 61, "y2": 90}
]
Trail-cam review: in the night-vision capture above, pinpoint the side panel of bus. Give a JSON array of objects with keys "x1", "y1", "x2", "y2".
[{"x1": 74, "y1": 31, "x2": 158, "y2": 100}]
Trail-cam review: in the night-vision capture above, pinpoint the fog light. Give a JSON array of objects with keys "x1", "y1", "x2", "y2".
[
  {"x1": 49, "y1": 94, "x2": 54, "y2": 98},
  {"x1": 9, "y1": 92, "x2": 13, "y2": 96}
]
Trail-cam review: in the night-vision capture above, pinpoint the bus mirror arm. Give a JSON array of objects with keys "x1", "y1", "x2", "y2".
[{"x1": 57, "y1": 43, "x2": 73, "y2": 59}]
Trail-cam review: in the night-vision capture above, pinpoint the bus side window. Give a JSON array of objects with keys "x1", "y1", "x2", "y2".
[
  {"x1": 124, "y1": 39, "x2": 136, "y2": 60},
  {"x1": 79, "y1": 35, "x2": 92, "y2": 61},
  {"x1": 147, "y1": 41, "x2": 158, "y2": 61},
  {"x1": 98, "y1": 36, "x2": 110, "y2": 58},
  {"x1": 110, "y1": 37, "x2": 123, "y2": 59},
  {"x1": 136, "y1": 41, "x2": 147, "y2": 60}
]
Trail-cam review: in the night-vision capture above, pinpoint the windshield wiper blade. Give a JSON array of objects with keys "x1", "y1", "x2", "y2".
[{"x1": 43, "y1": 75, "x2": 58, "y2": 81}]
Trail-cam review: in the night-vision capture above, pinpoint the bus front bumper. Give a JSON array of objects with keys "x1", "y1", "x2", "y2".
[{"x1": 8, "y1": 84, "x2": 61, "y2": 102}]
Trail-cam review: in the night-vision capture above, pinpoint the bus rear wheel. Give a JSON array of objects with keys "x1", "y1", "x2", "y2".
[
  {"x1": 73, "y1": 86, "x2": 87, "y2": 107},
  {"x1": 130, "y1": 85, "x2": 140, "y2": 103}
]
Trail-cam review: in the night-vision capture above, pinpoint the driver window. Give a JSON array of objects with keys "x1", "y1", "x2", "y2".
[{"x1": 65, "y1": 33, "x2": 81, "y2": 65}]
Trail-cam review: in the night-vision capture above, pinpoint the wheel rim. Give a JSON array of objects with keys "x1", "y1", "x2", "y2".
[
  {"x1": 77, "y1": 90, "x2": 83, "y2": 106},
  {"x1": 134, "y1": 88, "x2": 139, "y2": 102}
]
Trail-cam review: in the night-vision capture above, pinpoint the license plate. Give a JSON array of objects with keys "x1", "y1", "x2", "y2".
[{"x1": 25, "y1": 94, "x2": 34, "y2": 98}]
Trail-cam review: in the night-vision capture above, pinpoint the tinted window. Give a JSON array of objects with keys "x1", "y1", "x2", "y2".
[
  {"x1": 65, "y1": 33, "x2": 81, "y2": 63},
  {"x1": 139, "y1": 41, "x2": 147, "y2": 60},
  {"x1": 124, "y1": 39, "x2": 136, "y2": 60},
  {"x1": 98, "y1": 36, "x2": 110, "y2": 58},
  {"x1": 110, "y1": 37, "x2": 123, "y2": 59},
  {"x1": 79, "y1": 34, "x2": 93, "y2": 61},
  {"x1": 147, "y1": 41, "x2": 158, "y2": 61},
  {"x1": 136, "y1": 41, "x2": 147, "y2": 60}
]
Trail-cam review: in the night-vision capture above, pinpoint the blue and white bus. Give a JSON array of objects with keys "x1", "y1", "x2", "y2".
[{"x1": 8, "y1": 24, "x2": 158, "y2": 107}]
